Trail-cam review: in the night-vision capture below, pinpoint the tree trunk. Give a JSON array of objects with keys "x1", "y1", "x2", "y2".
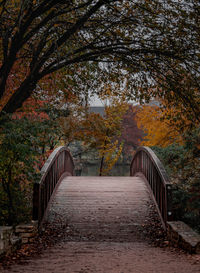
[
  {"x1": 99, "y1": 155, "x2": 105, "y2": 176},
  {"x1": 1, "y1": 76, "x2": 37, "y2": 114}
]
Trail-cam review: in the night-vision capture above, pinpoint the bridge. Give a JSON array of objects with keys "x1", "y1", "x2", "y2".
[
  {"x1": 32, "y1": 146, "x2": 173, "y2": 232},
  {"x1": 4, "y1": 146, "x2": 200, "y2": 273}
]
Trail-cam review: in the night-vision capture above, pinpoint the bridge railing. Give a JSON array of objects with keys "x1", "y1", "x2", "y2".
[
  {"x1": 130, "y1": 146, "x2": 172, "y2": 228},
  {"x1": 32, "y1": 146, "x2": 75, "y2": 224}
]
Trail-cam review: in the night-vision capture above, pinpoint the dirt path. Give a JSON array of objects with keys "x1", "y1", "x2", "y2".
[{"x1": 2, "y1": 242, "x2": 200, "y2": 273}]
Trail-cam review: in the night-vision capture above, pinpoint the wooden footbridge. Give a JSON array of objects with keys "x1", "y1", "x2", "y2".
[
  {"x1": 5, "y1": 147, "x2": 200, "y2": 273},
  {"x1": 32, "y1": 146, "x2": 173, "y2": 234}
]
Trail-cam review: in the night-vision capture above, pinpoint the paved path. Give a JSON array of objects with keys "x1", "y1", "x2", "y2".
[{"x1": 2, "y1": 176, "x2": 200, "y2": 272}]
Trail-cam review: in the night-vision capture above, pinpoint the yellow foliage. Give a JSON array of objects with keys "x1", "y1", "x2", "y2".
[
  {"x1": 100, "y1": 141, "x2": 124, "y2": 175},
  {"x1": 60, "y1": 87, "x2": 129, "y2": 175}
]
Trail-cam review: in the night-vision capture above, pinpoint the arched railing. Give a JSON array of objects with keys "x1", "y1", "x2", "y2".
[
  {"x1": 32, "y1": 146, "x2": 75, "y2": 224},
  {"x1": 130, "y1": 146, "x2": 172, "y2": 228}
]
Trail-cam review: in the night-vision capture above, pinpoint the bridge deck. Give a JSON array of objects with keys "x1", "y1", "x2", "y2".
[
  {"x1": 46, "y1": 176, "x2": 152, "y2": 241},
  {"x1": 4, "y1": 176, "x2": 200, "y2": 273}
]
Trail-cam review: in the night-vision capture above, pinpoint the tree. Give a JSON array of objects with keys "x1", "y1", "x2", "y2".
[
  {"x1": 0, "y1": 114, "x2": 42, "y2": 225},
  {"x1": 135, "y1": 99, "x2": 198, "y2": 147},
  {"x1": 0, "y1": 95, "x2": 67, "y2": 225},
  {"x1": 119, "y1": 105, "x2": 144, "y2": 162},
  {"x1": 136, "y1": 104, "x2": 179, "y2": 148},
  {"x1": 152, "y1": 129, "x2": 200, "y2": 232},
  {"x1": 97, "y1": 99, "x2": 128, "y2": 176},
  {"x1": 60, "y1": 89, "x2": 128, "y2": 175},
  {"x1": 16, "y1": 96, "x2": 65, "y2": 156},
  {"x1": 122, "y1": 1, "x2": 200, "y2": 123},
  {"x1": 136, "y1": 98, "x2": 200, "y2": 230},
  {"x1": 0, "y1": 0, "x2": 199, "y2": 118}
]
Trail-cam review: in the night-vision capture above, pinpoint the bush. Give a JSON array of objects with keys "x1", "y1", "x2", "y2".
[
  {"x1": 0, "y1": 115, "x2": 42, "y2": 225},
  {"x1": 152, "y1": 129, "x2": 200, "y2": 233},
  {"x1": 0, "y1": 110, "x2": 62, "y2": 226}
]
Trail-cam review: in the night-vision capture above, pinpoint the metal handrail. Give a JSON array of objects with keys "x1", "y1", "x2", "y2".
[
  {"x1": 130, "y1": 146, "x2": 172, "y2": 228},
  {"x1": 32, "y1": 146, "x2": 75, "y2": 224}
]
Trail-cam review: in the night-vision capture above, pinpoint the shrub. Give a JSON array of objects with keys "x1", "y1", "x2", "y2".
[
  {"x1": 152, "y1": 129, "x2": 200, "y2": 232},
  {"x1": 0, "y1": 110, "x2": 62, "y2": 226}
]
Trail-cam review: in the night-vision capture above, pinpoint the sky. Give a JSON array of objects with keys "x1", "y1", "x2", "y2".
[{"x1": 90, "y1": 94, "x2": 104, "y2": 106}]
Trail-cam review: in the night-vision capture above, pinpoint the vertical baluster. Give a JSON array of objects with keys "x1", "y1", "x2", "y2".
[
  {"x1": 147, "y1": 156, "x2": 150, "y2": 183},
  {"x1": 156, "y1": 175, "x2": 159, "y2": 211},
  {"x1": 64, "y1": 151, "x2": 67, "y2": 173},
  {"x1": 150, "y1": 161, "x2": 153, "y2": 189},
  {"x1": 61, "y1": 151, "x2": 63, "y2": 175},
  {"x1": 160, "y1": 177, "x2": 162, "y2": 211},
  {"x1": 48, "y1": 170, "x2": 51, "y2": 200},
  {"x1": 146, "y1": 155, "x2": 148, "y2": 182},
  {"x1": 52, "y1": 166, "x2": 54, "y2": 194},
  {"x1": 143, "y1": 152, "x2": 145, "y2": 177},
  {"x1": 47, "y1": 173, "x2": 49, "y2": 204},
  {"x1": 145, "y1": 154, "x2": 147, "y2": 179},
  {"x1": 41, "y1": 185, "x2": 44, "y2": 221},
  {"x1": 52, "y1": 164, "x2": 55, "y2": 190},
  {"x1": 55, "y1": 159, "x2": 57, "y2": 183},
  {"x1": 63, "y1": 151, "x2": 65, "y2": 174},
  {"x1": 59, "y1": 154, "x2": 61, "y2": 177},
  {"x1": 151, "y1": 162, "x2": 154, "y2": 189},
  {"x1": 45, "y1": 177, "x2": 48, "y2": 211},
  {"x1": 154, "y1": 167, "x2": 157, "y2": 201},
  {"x1": 160, "y1": 183, "x2": 163, "y2": 221},
  {"x1": 152, "y1": 165, "x2": 154, "y2": 196},
  {"x1": 164, "y1": 185, "x2": 168, "y2": 222},
  {"x1": 149, "y1": 160, "x2": 151, "y2": 187}
]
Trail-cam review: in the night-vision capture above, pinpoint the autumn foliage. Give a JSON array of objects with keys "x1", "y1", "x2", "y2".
[
  {"x1": 136, "y1": 100, "x2": 198, "y2": 147},
  {"x1": 1, "y1": 0, "x2": 200, "y2": 118},
  {"x1": 136, "y1": 99, "x2": 200, "y2": 231},
  {"x1": 60, "y1": 90, "x2": 129, "y2": 175},
  {"x1": 120, "y1": 105, "x2": 144, "y2": 159}
]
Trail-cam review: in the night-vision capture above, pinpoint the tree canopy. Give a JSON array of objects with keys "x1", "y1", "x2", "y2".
[{"x1": 0, "y1": 0, "x2": 199, "y2": 116}]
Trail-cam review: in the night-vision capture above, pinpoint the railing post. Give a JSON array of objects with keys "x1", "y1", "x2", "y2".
[
  {"x1": 166, "y1": 184, "x2": 173, "y2": 221},
  {"x1": 32, "y1": 182, "x2": 39, "y2": 221}
]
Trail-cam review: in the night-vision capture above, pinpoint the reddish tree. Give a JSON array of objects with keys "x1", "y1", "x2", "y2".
[
  {"x1": 13, "y1": 97, "x2": 49, "y2": 121},
  {"x1": 119, "y1": 105, "x2": 144, "y2": 161}
]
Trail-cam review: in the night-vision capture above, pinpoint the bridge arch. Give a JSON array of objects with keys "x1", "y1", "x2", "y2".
[
  {"x1": 130, "y1": 146, "x2": 173, "y2": 228},
  {"x1": 32, "y1": 146, "x2": 75, "y2": 224},
  {"x1": 33, "y1": 145, "x2": 172, "y2": 229}
]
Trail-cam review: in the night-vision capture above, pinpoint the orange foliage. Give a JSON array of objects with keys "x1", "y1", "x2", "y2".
[{"x1": 136, "y1": 103, "x2": 187, "y2": 147}]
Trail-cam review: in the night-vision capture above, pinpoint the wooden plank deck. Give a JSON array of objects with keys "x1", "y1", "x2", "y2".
[
  {"x1": 46, "y1": 176, "x2": 152, "y2": 242},
  {"x1": 4, "y1": 177, "x2": 200, "y2": 273},
  {"x1": 4, "y1": 176, "x2": 200, "y2": 273}
]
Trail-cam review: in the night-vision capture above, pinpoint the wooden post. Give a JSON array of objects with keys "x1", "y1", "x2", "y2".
[{"x1": 32, "y1": 183, "x2": 39, "y2": 220}]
